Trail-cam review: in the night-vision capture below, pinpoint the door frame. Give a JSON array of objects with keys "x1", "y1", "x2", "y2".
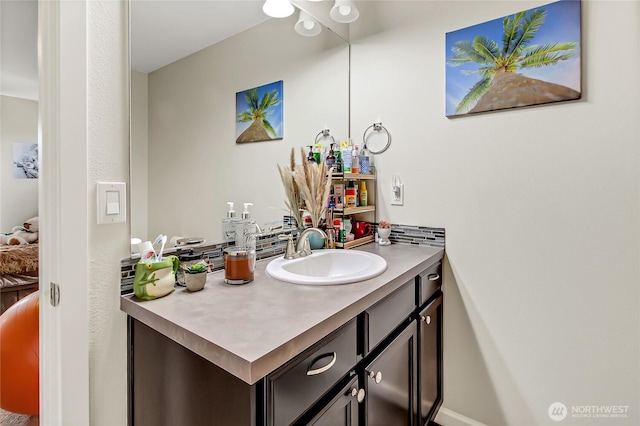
[{"x1": 38, "y1": 0, "x2": 90, "y2": 423}]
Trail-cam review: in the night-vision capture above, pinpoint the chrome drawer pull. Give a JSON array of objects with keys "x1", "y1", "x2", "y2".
[
  {"x1": 428, "y1": 273, "x2": 440, "y2": 281},
  {"x1": 420, "y1": 315, "x2": 432, "y2": 325},
  {"x1": 307, "y1": 352, "x2": 337, "y2": 376}
]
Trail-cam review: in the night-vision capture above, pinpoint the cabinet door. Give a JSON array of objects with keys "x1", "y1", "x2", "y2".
[
  {"x1": 364, "y1": 321, "x2": 417, "y2": 426},
  {"x1": 418, "y1": 293, "x2": 443, "y2": 425},
  {"x1": 306, "y1": 377, "x2": 362, "y2": 426}
]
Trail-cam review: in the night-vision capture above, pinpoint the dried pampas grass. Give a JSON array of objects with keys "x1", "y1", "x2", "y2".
[
  {"x1": 277, "y1": 148, "x2": 304, "y2": 227},
  {"x1": 277, "y1": 148, "x2": 334, "y2": 228}
]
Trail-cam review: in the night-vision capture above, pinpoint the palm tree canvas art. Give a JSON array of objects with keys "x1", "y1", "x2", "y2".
[
  {"x1": 446, "y1": 0, "x2": 581, "y2": 117},
  {"x1": 236, "y1": 80, "x2": 284, "y2": 143}
]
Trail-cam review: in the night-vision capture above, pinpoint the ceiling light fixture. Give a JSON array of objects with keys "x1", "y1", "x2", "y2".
[
  {"x1": 295, "y1": 10, "x2": 322, "y2": 37},
  {"x1": 263, "y1": 0, "x2": 295, "y2": 18},
  {"x1": 329, "y1": 0, "x2": 359, "y2": 23}
]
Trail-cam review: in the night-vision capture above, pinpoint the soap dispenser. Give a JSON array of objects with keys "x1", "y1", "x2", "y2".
[
  {"x1": 235, "y1": 203, "x2": 257, "y2": 251},
  {"x1": 222, "y1": 202, "x2": 238, "y2": 242},
  {"x1": 326, "y1": 143, "x2": 336, "y2": 170},
  {"x1": 306, "y1": 145, "x2": 316, "y2": 164}
]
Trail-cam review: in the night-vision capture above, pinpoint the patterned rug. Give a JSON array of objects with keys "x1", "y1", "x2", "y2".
[{"x1": 0, "y1": 409, "x2": 38, "y2": 426}]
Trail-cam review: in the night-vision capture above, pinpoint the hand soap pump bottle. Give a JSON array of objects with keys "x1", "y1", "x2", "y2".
[
  {"x1": 236, "y1": 203, "x2": 257, "y2": 251},
  {"x1": 326, "y1": 143, "x2": 336, "y2": 170},
  {"x1": 306, "y1": 145, "x2": 316, "y2": 164},
  {"x1": 222, "y1": 202, "x2": 237, "y2": 243}
]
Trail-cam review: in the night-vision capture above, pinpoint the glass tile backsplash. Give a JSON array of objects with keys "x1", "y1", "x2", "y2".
[{"x1": 120, "y1": 224, "x2": 445, "y2": 294}]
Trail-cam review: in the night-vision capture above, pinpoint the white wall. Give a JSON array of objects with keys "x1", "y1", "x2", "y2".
[
  {"x1": 86, "y1": 1, "x2": 129, "y2": 424},
  {"x1": 142, "y1": 14, "x2": 349, "y2": 242},
  {"x1": 0, "y1": 95, "x2": 38, "y2": 231},
  {"x1": 350, "y1": 1, "x2": 639, "y2": 425}
]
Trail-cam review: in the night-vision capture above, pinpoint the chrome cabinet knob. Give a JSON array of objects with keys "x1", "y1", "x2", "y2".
[
  {"x1": 367, "y1": 370, "x2": 382, "y2": 384},
  {"x1": 351, "y1": 387, "x2": 365, "y2": 403}
]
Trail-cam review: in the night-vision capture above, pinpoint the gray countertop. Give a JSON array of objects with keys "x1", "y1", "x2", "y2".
[{"x1": 120, "y1": 243, "x2": 444, "y2": 384}]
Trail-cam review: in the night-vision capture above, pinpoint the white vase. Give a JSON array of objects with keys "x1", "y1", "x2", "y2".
[{"x1": 377, "y1": 228, "x2": 391, "y2": 245}]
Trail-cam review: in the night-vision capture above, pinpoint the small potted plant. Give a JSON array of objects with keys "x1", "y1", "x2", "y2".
[
  {"x1": 183, "y1": 263, "x2": 208, "y2": 292},
  {"x1": 377, "y1": 220, "x2": 391, "y2": 246}
]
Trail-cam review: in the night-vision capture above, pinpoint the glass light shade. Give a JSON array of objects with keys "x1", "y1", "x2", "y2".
[
  {"x1": 295, "y1": 10, "x2": 322, "y2": 37},
  {"x1": 263, "y1": 0, "x2": 295, "y2": 18},
  {"x1": 329, "y1": 0, "x2": 359, "y2": 23}
]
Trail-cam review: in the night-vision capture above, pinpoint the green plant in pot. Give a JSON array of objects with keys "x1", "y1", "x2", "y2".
[{"x1": 183, "y1": 263, "x2": 208, "y2": 292}]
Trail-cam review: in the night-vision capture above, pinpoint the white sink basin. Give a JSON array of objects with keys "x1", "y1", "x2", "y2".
[{"x1": 265, "y1": 250, "x2": 387, "y2": 285}]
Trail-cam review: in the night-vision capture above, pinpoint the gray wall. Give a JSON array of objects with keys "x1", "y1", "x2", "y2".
[{"x1": 350, "y1": 1, "x2": 639, "y2": 425}]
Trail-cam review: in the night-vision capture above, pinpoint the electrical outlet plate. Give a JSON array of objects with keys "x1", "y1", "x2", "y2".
[{"x1": 391, "y1": 183, "x2": 404, "y2": 206}]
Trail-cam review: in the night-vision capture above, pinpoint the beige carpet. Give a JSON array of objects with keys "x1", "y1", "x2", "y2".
[{"x1": 0, "y1": 409, "x2": 38, "y2": 426}]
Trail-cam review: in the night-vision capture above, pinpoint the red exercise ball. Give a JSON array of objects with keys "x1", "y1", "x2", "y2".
[{"x1": 0, "y1": 291, "x2": 39, "y2": 415}]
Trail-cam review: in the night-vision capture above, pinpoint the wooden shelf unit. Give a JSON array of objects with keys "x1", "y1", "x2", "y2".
[{"x1": 330, "y1": 171, "x2": 376, "y2": 249}]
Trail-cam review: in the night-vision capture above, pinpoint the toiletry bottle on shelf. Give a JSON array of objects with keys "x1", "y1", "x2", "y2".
[
  {"x1": 222, "y1": 202, "x2": 238, "y2": 242},
  {"x1": 326, "y1": 143, "x2": 336, "y2": 170},
  {"x1": 333, "y1": 144, "x2": 343, "y2": 173},
  {"x1": 306, "y1": 145, "x2": 316, "y2": 164},
  {"x1": 235, "y1": 203, "x2": 257, "y2": 251},
  {"x1": 351, "y1": 145, "x2": 360, "y2": 174},
  {"x1": 360, "y1": 143, "x2": 371, "y2": 174},
  {"x1": 359, "y1": 181, "x2": 368, "y2": 207},
  {"x1": 334, "y1": 218, "x2": 344, "y2": 243},
  {"x1": 345, "y1": 181, "x2": 357, "y2": 208},
  {"x1": 341, "y1": 140, "x2": 352, "y2": 173},
  {"x1": 313, "y1": 143, "x2": 322, "y2": 164},
  {"x1": 326, "y1": 204, "x2": 336, "y2": 248}
]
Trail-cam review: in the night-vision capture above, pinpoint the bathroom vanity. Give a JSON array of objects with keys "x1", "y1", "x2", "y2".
[{"x1": 121, "y1": 243, "x2": 443, "y2": 425}]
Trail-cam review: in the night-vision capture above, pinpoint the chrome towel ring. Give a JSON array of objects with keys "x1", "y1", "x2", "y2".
[
  {"x1": 363, "y1": 122, "x2": 391, "y2": 154},
  {"x1": 315, "y1": 129, "x2": 336, "y2": 145}
]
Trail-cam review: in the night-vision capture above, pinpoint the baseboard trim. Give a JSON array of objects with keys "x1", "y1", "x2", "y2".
[{"x1": 435, "y1": 407, "x2": 488, "y2": 426}]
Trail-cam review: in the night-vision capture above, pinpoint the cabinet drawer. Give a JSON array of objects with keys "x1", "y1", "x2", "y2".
[
  {"x1": 417, "y1": 261, "x2": 442, "y2": 307},
  {"x1": 267, "y1": 319, "x2": 358, "y2": 426},
  {"x1": 363, "y1": 279, "x2": 416, "y2": 355}
]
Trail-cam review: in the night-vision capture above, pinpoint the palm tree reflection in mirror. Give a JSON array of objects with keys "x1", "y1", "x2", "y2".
[
  {"x1": 236, "y1": 80, "x2": 284, "y2": 143},
  {"x1": 446, "y1": 1, "x2": 581, "y2": 116}
]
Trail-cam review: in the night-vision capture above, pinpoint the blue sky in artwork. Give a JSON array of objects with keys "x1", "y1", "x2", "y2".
[
  {"x1": 445, "y1": 0, "x2": 581, "y2": 116},
  {"x1": 236, "y1": 80, "x2": 284, "y2": 138}
]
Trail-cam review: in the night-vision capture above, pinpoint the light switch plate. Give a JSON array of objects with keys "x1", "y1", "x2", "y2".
[{"x1": 97, "y1": 182, "x2": 126, "y2": 224}]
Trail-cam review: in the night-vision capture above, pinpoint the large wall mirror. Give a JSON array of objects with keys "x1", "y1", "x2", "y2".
[{"x1": 130, "y1": 0, "x2": 350, "y2": 246}]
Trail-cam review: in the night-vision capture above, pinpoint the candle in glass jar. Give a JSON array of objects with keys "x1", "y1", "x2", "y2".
[{"x1": 224, "y1": 248, "x2": 255, "y2": 284}]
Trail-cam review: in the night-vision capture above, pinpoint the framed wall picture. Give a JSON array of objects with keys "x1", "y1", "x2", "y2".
[
  {"x1": 446, "y1": 0, "x2": 581, "y2": 117},
  {"x1": 13, "y1": 143, "x2": 39, "y2": 179},
  {"x1": 236, "y1": 80, "x2": 284, "y2": 143}
]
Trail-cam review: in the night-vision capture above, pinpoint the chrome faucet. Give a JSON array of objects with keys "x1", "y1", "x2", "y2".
[
  {"x1": 296, "y1": 227, "x2": 328, "y2": 257},
  {"x1": 278, "y1": 228, "x2": 328, "y2": 260}
]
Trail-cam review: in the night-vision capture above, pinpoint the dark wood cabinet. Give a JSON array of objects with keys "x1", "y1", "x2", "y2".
[
  {"x1": 362, "y1": 321, "x2": 417, "y2": 426},
  {"x1": 305, "y1": 377, "x2": 361, "y2": 426},
  {"x1": 127, "y1": 257, "x2": 444, "y2": 426},
  {"x1": 418, "y1": 293, "x2": 443, "y2": 425}
]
